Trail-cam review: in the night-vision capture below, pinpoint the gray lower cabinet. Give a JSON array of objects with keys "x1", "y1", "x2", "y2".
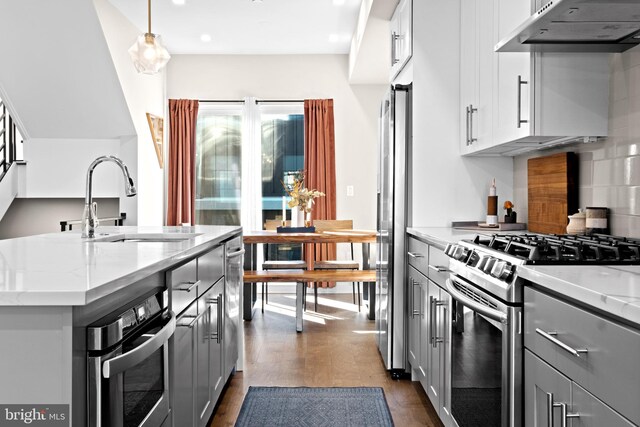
[
  {"x1": 407, "y1": 235, "x2": 452, "y2": 425},
  {"x1": 173, "y1": 301, "x2": 197, "y2": 427},
  {"x1": 170, "y1": 239, "x2": 241, "y2": 427},
  {"x1": 524, "y1": 287, "x2": 639, "y2": 427},
  {"x1": 525, "y1": 349, "x2": 634, "y2": 427},
  {"x1": 424, "y1": 278, "x2": 450, "y2": 420}
]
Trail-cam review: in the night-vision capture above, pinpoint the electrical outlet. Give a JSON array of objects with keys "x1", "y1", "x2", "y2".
[{"x1": 346, "y1": 185, "x2": 354, "y2": 197}]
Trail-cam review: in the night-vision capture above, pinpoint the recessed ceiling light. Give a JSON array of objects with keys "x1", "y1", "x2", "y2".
[
  {"x1": 253, "y1": 0, "x2": 263, "y2": 3},
  {"x1": 172, "y1": 0, "x2": 185, "y2": 5},
  {"x1": 333, "y1": 0, "x2": 345, "y2": 5},
  {"x1": 329, "y1": 34, "x2": 339, "y2": 43},
  {"x1": 201, "y1": 34, "x2": 212, "y2": 42}
]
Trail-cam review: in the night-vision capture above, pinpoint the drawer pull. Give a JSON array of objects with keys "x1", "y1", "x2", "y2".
[
  {"x1": 535, "y1": 328, "x2": 588, "y2": 357},
  {"x1": 175, "y1": 280, "x2": 201, "y2": 292},
  {"x1": 428, "y1": 264, "x2": 449, "y2": 273},
  {"x1": 407, "y1": 252, "x2": 424, "y2": 258}
]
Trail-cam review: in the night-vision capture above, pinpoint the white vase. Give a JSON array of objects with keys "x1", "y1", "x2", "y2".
[{"x1": 291, "y1": 206, "x2": 305, "y2": 227}]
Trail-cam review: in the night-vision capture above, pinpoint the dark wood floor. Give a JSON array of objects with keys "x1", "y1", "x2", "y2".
[{"x1": 210, "y1": 293, "x2": 443, "y2": 426}]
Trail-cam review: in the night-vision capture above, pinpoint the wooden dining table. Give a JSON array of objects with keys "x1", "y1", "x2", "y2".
[{"x1": 242, "y1": 229, "x2": 377, "y2": 321}]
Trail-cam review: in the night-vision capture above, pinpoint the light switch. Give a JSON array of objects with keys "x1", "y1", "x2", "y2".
[{"x1": 346, "y1": 185, "x2": 354, "y2": 197}]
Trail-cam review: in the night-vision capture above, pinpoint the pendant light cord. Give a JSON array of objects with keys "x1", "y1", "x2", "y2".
[{"x1": 147, "y1": 0, "x2": 152, "y2": 34}]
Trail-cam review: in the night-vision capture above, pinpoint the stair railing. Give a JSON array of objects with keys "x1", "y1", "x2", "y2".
[{"x1": 0, "y1": 98, "x2": 23, "y2": 182}]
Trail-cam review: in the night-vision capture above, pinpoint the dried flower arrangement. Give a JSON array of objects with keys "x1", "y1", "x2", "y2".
[{"x1": 283, "y1": 170, "x2": 325, "y2": 213}]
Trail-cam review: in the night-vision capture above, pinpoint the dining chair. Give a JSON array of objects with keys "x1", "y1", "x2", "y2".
[
  {"x1": 311, "y1": 219, "x2": 361, "y2": 312},
  {"x1": 261, "y1": 219, "x2": 307, "y2": 313}
]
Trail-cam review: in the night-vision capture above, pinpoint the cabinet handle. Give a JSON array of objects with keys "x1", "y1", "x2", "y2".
[
  {"x1": 407, "y1": 251, "x2": 424, "y2": 258},
  {"x1": 558, "y1": 402, "x2": 580, "y2": 427},
  {"x1": 411, "y1": 278, "x2": 421, "y2": 318},
  {"x1": 546, "y1": 392, "x2": 554, "y2": 427},
  {"x1": 428, "y1": 265, "x2": 449, "y2": 273},
  {"x1": 391, "y1": 31, "x2": 400, "y2": 65},
  {"x1": 517, "y1": 75, "x2": 529, "y2": 128},
  {"x1": 177, "y1": 311, "x2": 205, "y2": 329},
  {"x1": 469, "y1": 104, "x2": 478, "y2": 144},
  {"x1": 175, "y1": 280, "x2": 201, "y2": 292},
  {"x1": 431, "y1": 296, "x2": 445, "y2": 348},
  {"x1": 535, "y1": 328, "x2": 588, "y2": 357},
  {"x1": 465, "y1": 106, "x2": 470, "y2": 146},
  {"x1": 209, "y1": 294, "x2": 223, "y2": 343}
]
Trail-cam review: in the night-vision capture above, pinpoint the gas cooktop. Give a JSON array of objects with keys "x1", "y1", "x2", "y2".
[
  {"x1": 469, "y1": 233, "x2": 640, "y2": 265},
  {"x1": 445, "y1": 233, "x2": 640, "y2": 304}
]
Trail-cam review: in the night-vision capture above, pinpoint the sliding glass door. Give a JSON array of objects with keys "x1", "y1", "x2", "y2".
[
  {"x1": 194, "y1": 100, "x2": 304, "y2": 235},
  {"x1": 195, "y1": 104, "x2": 243, "y2": 226}
]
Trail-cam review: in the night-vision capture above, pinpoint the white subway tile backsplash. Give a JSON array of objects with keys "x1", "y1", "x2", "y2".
[
  {"x1": 611, "y1": 98, "x2": 629, "y2": 131},
  {"x1": 579, "y1": 186, "x2": 593, "y2": 210},
  {"x1": 513, "y1": 48, "x2": 640, "y2": 238},
  {"x1": 614, "y1": 139, "x2": 640, "y2": 158},
  {"x1": 629, "y1": 186, "x2": 640, "y2": 216},
  {"x1": 624, "y1": 156, "x2": 640, "y2": 186},
  {"x1": 592, "y1": 159, "x2": 614, "y2": 186}
]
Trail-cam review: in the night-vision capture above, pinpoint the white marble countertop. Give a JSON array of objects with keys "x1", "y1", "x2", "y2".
[
  {"x1": 0, "y1": 225, "x2": 241, "y2": 306},
  {"x1": 519, "y1": 265, "x2": 640, "y2": 328},
  {"x1": 407, "y1": 227, "x2": 487, "y2": 250}
]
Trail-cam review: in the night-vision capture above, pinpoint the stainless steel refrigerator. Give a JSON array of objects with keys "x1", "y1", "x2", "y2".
[{"x1": 376, "y1": 84, "x2": 411, "y2": 376}]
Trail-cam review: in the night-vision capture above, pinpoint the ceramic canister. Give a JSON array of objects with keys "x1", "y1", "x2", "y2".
[
  {"x1": 585, "y1": 207, "x2": 608, "y2": 234},
  {"x1": 566, "y1": 209, "x2": 586, "y2": 235}
]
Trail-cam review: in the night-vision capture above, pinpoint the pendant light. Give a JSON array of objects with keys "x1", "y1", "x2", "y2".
[{"x1": 128, "y1": 0, "x2": 171, "y2": 74}]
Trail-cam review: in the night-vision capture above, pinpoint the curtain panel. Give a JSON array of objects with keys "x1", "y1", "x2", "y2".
[
  {"x1": 304, "y1": 99, "x2": 337, "y2": 287},
  {"x1": 167, "y1": 99, "x2": 199, "y2": 226}
]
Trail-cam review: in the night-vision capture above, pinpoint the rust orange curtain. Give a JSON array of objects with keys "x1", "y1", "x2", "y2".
[
  {"x1": 304, "y1": 99, "x2": 337, "y2": 288},
  {"x1": 167, "y1": 99, "x2": 199, "y2": 226}
]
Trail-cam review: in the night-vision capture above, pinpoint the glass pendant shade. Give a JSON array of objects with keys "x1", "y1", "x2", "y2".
[{"x1": 128, "y1": 33, "x2": 171, "y2": 74}]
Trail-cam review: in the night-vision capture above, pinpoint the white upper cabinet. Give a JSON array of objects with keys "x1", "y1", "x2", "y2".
[
  {"x1": 390, "y1": 0, "x2": 412, "y2": 81},
  {"x1": 460, "y1": 0, "x2": 494, "y2": 154},
  {"x1": 460, "y1": 0, "x2": 611, "y2": 156}
]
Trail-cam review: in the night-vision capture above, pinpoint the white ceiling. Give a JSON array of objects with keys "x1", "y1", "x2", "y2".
[{"x1": 108, "y1": 0, "x2": 365, "y2": 55}]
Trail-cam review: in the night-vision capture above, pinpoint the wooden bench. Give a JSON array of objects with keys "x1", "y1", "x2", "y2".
[{"x1": 243, "y1": 269, "x2": 376, "y2": 332}]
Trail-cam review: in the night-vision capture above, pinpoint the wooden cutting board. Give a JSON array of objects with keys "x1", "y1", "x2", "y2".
[{"x1": 528, "y1": 152, "x2": 578, "y2": 234}]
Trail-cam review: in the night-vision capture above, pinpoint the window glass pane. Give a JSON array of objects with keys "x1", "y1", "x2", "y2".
[
  {"x1": 195, "y1": 108, "x2": 242, "y2": 226},
  {"x1": 260, "y1": 111, "x2": 304, "y2": 260}
]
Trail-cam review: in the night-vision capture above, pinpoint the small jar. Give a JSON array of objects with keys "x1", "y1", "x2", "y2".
[
  {"x1": 585, "y1": 207, "x2": 608, "y2": 235},
  {"x1": 566, "y1": 209, "x2": 586, "y2": 235}
]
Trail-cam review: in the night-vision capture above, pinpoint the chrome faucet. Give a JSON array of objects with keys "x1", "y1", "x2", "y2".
[{"x1": 82, "y1": 155, "x2": 137, "y2": 238}]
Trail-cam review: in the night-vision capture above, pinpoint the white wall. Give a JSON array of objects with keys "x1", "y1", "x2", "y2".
[
  {"x1": 410, "y1": 0, "x2": 514, "y2": 226},
  {"x1": 167, "y1": 54, "x2": 387, "y2": 231},
  {"x1": 21, "y1": 139, "x2": 122, "y2": 198},
  {"x1": 0, "y1": 165, "x2": 19, "y2": 221},
  {"x1": 0, "y1": 198, "x2": 119, "y2": 240},
  {"x1": 0, "y1": 0, "x2": 134, "y2": 140},
  {"x1": 94, "y1": 0, "x2": 166, "y2": 226}
]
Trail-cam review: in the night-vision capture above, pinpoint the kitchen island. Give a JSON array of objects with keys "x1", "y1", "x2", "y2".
[{"x1": 0, "y1": 225, "x2": 242, "y2": 427}]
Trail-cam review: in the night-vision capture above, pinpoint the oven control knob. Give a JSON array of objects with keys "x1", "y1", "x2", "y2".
[
  {"x1": 490, "y1": 261, "x2": 513, "y2": 281},
  {"x1": 444, "y1": 244, "x2": 455, "y2": 257},
  {"x1": 452, "y1": 246, "x2": 469, "y2": 261},
  {"x1": 481, "y1": 257, "x2": 496, "y2": 274}
]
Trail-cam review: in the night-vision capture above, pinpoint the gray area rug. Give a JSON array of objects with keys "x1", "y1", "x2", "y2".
[{"x1": 235, "y1": 386, "x2": 395, "y2": 427}]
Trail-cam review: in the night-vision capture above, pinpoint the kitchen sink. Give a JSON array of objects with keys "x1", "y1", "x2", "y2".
[{"x1": 91, "y1": 233, "x2": 202, "y2": 243}]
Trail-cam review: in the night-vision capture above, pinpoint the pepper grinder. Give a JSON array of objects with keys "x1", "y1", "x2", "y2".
[{"x1": 486, "y1": 178, "x2": 498, "y2": 225}]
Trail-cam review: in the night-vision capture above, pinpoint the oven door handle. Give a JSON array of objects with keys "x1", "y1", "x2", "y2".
[
  {"x1": 445, "y1": 279, "x2": 508, "y2": 324},
  {"x1": 103, "y1": 311, "x2": 176, "y2": 379},
  {"x1": 227, "y1": 248, "x2": 245, "y2": 259}
]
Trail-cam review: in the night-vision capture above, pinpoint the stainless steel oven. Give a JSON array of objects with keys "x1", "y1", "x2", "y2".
[
  {"x1": 445, "y1": 276, "x2": 522, "y2": 427},
  {"x1": 87, "y1": 290, "x2": 176, "y2": 427}
]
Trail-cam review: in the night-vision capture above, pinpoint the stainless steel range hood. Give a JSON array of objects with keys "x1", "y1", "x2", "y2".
[{"x1": 496, "y1": 0, "x2": 640, "y2": 53}]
